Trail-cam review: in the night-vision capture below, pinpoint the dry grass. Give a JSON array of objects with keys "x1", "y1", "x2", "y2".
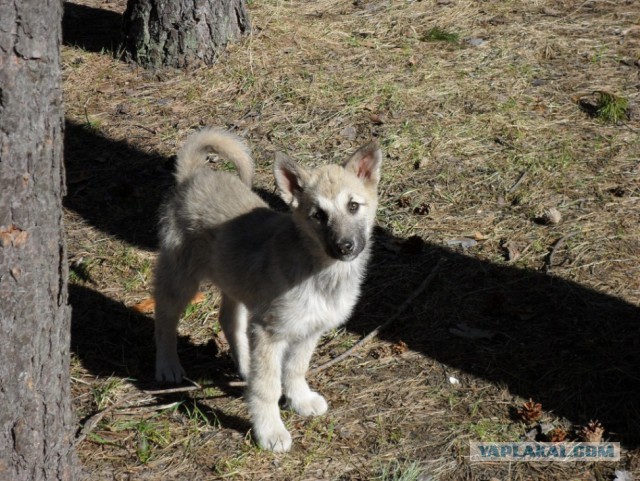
[{"x1": 63, "y1": 0, "x2": 640, "y2": 479}]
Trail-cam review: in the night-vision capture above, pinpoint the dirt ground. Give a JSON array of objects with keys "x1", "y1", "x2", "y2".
[{"x1": 62, "y1": 0, "x2": 640, "y2": 479}]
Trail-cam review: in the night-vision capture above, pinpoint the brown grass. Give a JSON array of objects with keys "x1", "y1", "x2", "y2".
[{"x1": 64, "y1": 0, "x2": 640, "y2": 479}]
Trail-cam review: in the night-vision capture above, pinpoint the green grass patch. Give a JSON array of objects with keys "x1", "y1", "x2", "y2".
[
  {"x1": 90, "y1": 377, "x2": 123, "y2": 410},
  {"x1": 422, "y1": 27, "x2": 459, "y2": 43},
  {"x1": 595, "y1": 91, "x2": 629, "y2": 124}
]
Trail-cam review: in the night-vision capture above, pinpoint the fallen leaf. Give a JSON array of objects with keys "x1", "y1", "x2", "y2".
[
  {"x1": 131, "y1": 297, "x2": 156, "y2": 314},
  {"x1": 131, "y1": 292, "x2": 205, "y2": 314},
  {"x1": 472, "y1": 231, "x2": 488, "y2": 241},
  {"x1": 191, "y1": 292, "x2": 206, "y2": 304}
]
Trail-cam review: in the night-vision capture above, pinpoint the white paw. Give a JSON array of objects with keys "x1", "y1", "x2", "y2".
[
  {"x1": 155, "y1": 357, "x2": 185, "y2": 383},
  {"x1": 289, "y1": 392, "x2": 328, "y2": 417},
  {"x1": 254, "y1": 425, "x2": 292, "y2": 452}
]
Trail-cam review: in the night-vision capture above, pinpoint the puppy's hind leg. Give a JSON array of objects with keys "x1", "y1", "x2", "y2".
[
  {"x1": 154, "y1": 252, "x2": 199, "y2": 383},
  {"x1": 282, "y1": 333, "x2": 328, "y2": 417},
  {"x1": 218, "y1": 294, "x2": 250, "y2": 380}
]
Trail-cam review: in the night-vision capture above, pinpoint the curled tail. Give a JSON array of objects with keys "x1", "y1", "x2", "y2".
[{"x1": 175, "y1": 127, "x2": 254, "y2": 186}]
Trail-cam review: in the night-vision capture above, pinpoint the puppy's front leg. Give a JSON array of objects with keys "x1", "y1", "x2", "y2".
[
  {"x1": 282, "y1": 333, "x2": 328, "y2": 417},
  {"x1": 247, "y1": 325, "x2": 291, "y2": 452}
]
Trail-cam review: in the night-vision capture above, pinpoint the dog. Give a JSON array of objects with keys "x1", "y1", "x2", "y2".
[{"x1": 154, "y1": 127, "x2": 382, "y2": 452}]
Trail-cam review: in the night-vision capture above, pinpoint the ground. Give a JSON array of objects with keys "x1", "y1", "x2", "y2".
[{"x1": 62, "y1": 0, "x2": 640, "y2": 479}]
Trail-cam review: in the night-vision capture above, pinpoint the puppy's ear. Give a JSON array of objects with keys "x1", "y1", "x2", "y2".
[
  {"x1": 274, "y1": 152, "x2": 309, "y2": 207},
  {"x1": 343, "y1": 141, "x2": 383, "y2": 188}
]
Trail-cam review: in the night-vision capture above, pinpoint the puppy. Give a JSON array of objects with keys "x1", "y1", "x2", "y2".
[{"x1": 154, "y1": 128, "x2": 382, "y2": 451}]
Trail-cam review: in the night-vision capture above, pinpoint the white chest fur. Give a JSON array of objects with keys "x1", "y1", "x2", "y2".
[{"x1": 267, "y1": 256, "x2": 366, "y2": 341}]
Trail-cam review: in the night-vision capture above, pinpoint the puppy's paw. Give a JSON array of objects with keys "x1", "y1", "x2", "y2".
[
  {"x1": 254, "y1": 425, "x2": 292, "y2": 452},
  {"x1": 155, "y1": 358, "x2": 185, "y2": 383},
  {"x1": 289, "y1": 391, "x2": 328, "y2": 417}
]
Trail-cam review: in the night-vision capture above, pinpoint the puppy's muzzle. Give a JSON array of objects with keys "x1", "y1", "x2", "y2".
[
  {"x1": 337, "y1": 240, "x2": 354, "y2": 255},
  {"x1": 329, "y1": 238, "x2": 363, "y2": 261}
]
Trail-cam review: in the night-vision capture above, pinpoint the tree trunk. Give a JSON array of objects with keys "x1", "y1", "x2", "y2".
[
  {"x1": 123, "y1": 0, "x2": 251, "y2": 69},
  {"x1": 0, "y1": 0, "x2": 77, "y2": 479}
]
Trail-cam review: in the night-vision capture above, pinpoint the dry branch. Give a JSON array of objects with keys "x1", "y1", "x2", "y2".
[
  {"x1": 543, "y1": 232, "x2": 578, "y2": 273},
  {"x1": 507, "y1": 170, "x2": 528, "y2": 194},
  {"x1": 75, "y1": 392, "x2": 139, "y2": 446}
]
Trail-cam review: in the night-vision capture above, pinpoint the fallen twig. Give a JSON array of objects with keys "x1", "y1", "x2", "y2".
[
  {"x1": 507, "y1": 170, "x2": 528, "y2": 194},
  {"x1": 543, "y1": 232, "x2": 578, "y2": 273},
  {"x1": 142, "y1": 377, "x2": 203, "y2": 395},
  {"x1": 310, "y1": 258, "x2": 443, "y2": 375},
  {"x1": 75, "y1": 392, "x2": 139, "y2": 447},
  {"x1": 75, "y1": 380, "x2": 215, "y2": 445}
]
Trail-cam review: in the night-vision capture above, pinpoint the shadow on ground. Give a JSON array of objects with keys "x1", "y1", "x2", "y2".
[
  {"x1": 65, "y1": 120, "x2": 640, "y2": 447},
  {"x1": 63, "y1": 2, "x2": 123, "y2": 55},
  {"x1": 69, "y1": 283, "x2": 251, "y2": 433}
]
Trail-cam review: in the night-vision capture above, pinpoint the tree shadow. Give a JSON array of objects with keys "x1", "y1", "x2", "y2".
[
  {"x1": 352, "y1": 233, "x2": 640, "y2": 446},
  {"x1": 64, "y1": 121, "x2": 169, "y2": 250},
  {"x1": 63, "y1": 121, "x2": 287, "y2": 250},
  {"x1": 64, "y1": 121, "x2": 640, "y2": 447},
  {"x1": 69, "y1": 283, "x2": 251, "y2": 433},
  {"x1": 62, "y1": 2, "x2": 123, "y2": 55}
]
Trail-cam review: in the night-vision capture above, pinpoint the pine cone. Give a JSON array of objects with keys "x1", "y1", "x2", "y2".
[
  {"x1": 548, "y1": 428, "x2": 568, "y2": 442},
  {"x1": 580, "y1": 420, "x2": 604, "y2": 443},
  {"x1": 517, "y1": 398, "x2": 543, "y2": 423}
]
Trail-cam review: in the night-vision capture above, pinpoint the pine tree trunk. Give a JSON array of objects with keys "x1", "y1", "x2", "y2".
[
  {"x1": 123, "y1": 0, "x2": 251, "y2": 69},
  {"x1": 0, "y1": 0, "x2": 77, "y2": 479}
]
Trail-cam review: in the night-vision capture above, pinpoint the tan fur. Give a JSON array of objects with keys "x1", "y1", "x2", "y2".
[{"x1": 154, "y1": 127, "x2": 383, "y2": 452}]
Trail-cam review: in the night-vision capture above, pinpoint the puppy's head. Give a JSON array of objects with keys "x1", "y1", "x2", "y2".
[{"x1": 274, "y1": 142, "x2": 382, "y2": 262}]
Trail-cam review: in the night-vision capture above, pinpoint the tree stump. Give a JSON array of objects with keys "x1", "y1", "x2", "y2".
[{"x1": 123, "y1": 0, "x2": 251, "y2": 69}]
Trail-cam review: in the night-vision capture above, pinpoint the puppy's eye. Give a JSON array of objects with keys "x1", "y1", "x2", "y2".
[
  {"x1": 311, "y1": 209, "x2": 328, "y2": 223},
  {"x1": 348, "y1": 201, "x2": 359, "y2": 213}
]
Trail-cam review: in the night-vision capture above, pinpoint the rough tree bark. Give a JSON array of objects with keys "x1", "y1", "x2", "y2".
[
  {"x1": 0, "y1": 0, "x2": 77, "y2": 479},
  {"x1": 123, "y1": 0, "x2": 251, "y2": 69}
]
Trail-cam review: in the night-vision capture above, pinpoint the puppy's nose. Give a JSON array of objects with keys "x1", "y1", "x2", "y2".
[{"x1": 337, "y1": 240, "x2": 354, "y2": 255}]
